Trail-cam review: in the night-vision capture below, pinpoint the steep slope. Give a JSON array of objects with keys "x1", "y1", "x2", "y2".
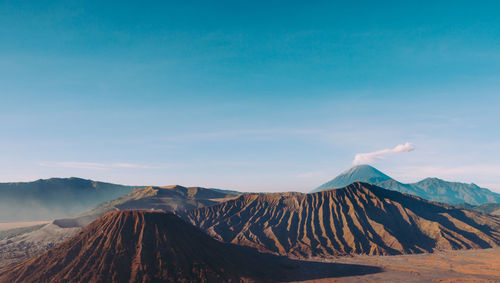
[
  {"x1": 0, "y1": 211, "x2": 247, "y2": 282},
  {"x1": 313, "y1": 165, "x2": 500, "y2": 205},
  {"x1": 0, "y1": 178, "x2": 136, "y2": 221},
  {"x1": 0, "y1": 185, "x2": 240, "y2": 268},
  {"x1": 183, "y1": 183, "x2": 500, "y2": 258},
  {"x1": 312, "y1": 165, "x2": 392, "y2": 192},
  {"x1": 0, "y1": 211, "x2": 382, "y2": 283}
]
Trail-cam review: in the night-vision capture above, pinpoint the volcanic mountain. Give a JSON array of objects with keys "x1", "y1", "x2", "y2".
[
  {"x1": 0, "y1": 185, "x2": 241, "y2": 268},
  {"x1": 314, "y1": 165, "x2": 392, "y2": 190},
  {"x1": 312, "y1": 165, "x2": 500, "y2": 205},
  {"x1": 0, "y1": 178, "x2": 136, "y2": 222},
  {"x1": 0, "y1": 210, "x2": 382, "y2": 283},
  {"x1": 182, "y1": 183, "x2": 500, "y2": 258}
]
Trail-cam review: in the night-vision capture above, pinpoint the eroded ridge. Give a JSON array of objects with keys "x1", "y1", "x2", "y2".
[{"x1": 183, "y1": 182, "x2": 500, "y2": 258}]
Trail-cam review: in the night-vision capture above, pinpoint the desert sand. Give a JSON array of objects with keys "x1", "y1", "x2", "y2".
[{"x1": 294, "y1": 247, "x2": 500, "y2": 282}]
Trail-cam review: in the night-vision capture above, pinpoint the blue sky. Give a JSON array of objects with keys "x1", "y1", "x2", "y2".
[{"x1": 1, "y1": 1, "x2": 499, "y2": 192}]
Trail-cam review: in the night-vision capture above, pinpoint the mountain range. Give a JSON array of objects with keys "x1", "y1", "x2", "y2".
[
  {"x1": 0, "y1": 178, "x2": 136, "y2": 222},
  {"x1": 0, "y1": 185, "x2": 240, "y2": 267},
  {"x1": 4, "y1": 181, "x2": 499, "y2": 270},
  {"x1": 0, "y1": 210, "x2": 382, "y2": 283},
  {"x1": 3, "y1": 165, "x2": 498, "y2": 223},
  {"x1": 1, "y1": 211, "x2": 263, "y2": 282},
  {"x1": 182, "y1": 182, "x2": 500, "y2": 258},
  {"x1": 312, "y1": 165, "x2": 500, "y2": 205},
  {"x1": 1, "y1": 181, "x2": 499, "y2": 281}
]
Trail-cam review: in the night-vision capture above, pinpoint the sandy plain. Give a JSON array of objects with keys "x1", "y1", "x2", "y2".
[
  {"x1": 0, "y1": 222, "x2": 49, "y2": 231},
  {"x1": 292, "y1": 247, "x2": 500, "y2": 282}
]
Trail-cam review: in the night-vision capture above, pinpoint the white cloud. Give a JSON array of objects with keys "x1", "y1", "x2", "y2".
[
  {"x1": 353, "y1": 142, "x2": 415, "y2": 165},
  {"x1": 38, "y1": 161, "x2": 155, "y2": 170}
]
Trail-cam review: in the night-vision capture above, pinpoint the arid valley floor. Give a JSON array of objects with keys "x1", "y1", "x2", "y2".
[{"x1": 300, "y1": 247, "x2": 500, "y2": 282}]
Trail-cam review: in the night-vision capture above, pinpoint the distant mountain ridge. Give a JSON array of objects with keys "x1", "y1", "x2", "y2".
[
  {"x1": 454, "y1": 203, "x2": 500, "y2": 215},
  {"x1": 312, "y1": 165, "x2": 500, "y2": 205},
  {"x1": 0, "y1": 178, "x2": 137, "y2": 222}
]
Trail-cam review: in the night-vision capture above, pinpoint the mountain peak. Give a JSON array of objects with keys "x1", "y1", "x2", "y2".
[
  {"x1": 312, "y1": 164, "x2": 392, "y2": 192},
  {"x1": 344, "y1": 164, "x2": 384, "y2": 174},
  {"x1": 0, "y1": 210, "x2": 304, "y2": 282},
  {"x1": 418, "y1": 177, "x2": 443, "y2": 183}
]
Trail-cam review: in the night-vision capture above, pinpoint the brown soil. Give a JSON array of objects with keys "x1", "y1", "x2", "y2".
[
  {"x1": 0, "y1": 223, "x2": 80, "y2": 268},
  {"x1": 0, "y1": 186, "x2": 240, "y2": 268},
  {"x1": 0, "y1": 211, "x2": 383, "y2": 283},
  {"x1": 182, "y1": 182, "x2": 500, "y2": 258},
  {"x1": 313, "y1": 247, "x2": 500, "y2": 282}
]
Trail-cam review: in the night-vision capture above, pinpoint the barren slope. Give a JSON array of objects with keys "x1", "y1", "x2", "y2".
[
  {"x1": 183, "y1": 183, "x2": 500, "y2": 258},
  {"x1": 0, "y1": 211, "x2": 261, "y2": 282},
  {"x1": 0, "y1": 186, "x2": 240, "y2": 268},
  {"x1": 0, "y1": 223, "x2": 80, "y2": 268},
  {"x1": 0, "y1": 211, "x2": 382, "y2": 283}
]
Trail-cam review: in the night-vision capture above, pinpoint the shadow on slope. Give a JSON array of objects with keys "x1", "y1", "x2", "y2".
[
  {"x1": 239, "y1": 249, "x2": 384, "y2": 282},
  {"x1": 183, "y1": 182, "x2": 500, "y2": 258},
  {"x1": 0, "y1": 211, "x2": 382, "y2": 283}
]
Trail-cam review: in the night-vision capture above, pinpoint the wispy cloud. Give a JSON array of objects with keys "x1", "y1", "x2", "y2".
[
  {"x1": 353, "y1": 142, "x2": 415, "y2": 165},
  {"x1": 38, "y1": 161, "x2": 156, "y2": 170}
]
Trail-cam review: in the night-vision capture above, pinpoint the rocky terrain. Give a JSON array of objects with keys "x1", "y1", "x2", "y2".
[
  {"x1": 0, "y1": 185, "x2": 240, "y2": 267},
  {"x1": 2, "y1": 183, "x2": 500, "y2": 282},
  {"x1": 0, "y1": 211, "x2": 382, "y2": 283},
  {"x1": 183, "y1": 182, "x2": 500, "y2": 258},
  {"x1": 0, "y1": 223, "x2": 80, "y2": 268}
]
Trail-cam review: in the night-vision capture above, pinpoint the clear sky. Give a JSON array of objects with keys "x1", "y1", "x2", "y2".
[{"x1": 1, "y1": 1, "x2": 499, "y2": 192}]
